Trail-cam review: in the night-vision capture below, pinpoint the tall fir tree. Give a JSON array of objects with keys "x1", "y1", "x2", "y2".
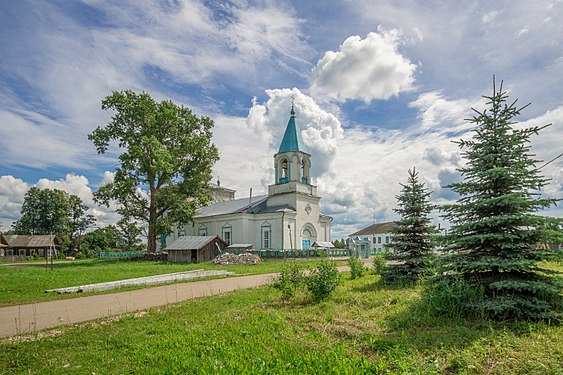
[
  {"x1": 383, "y1": 168, "x2": 437, "y2": 284},
  {"x1": 439, "y1": 78, "x2": 562, "y2": 321}
]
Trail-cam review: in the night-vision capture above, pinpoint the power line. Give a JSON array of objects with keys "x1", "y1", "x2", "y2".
[{"x1": 538, "y1": 152, "x2": 563, "y2": 170}]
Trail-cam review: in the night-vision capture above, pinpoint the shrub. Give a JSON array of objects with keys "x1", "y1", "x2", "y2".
[
  {"x1": 372, "y1": 254, "x2": 386, "y2": 275},
  {"x1": 348, "y1": 256, "x2": 367, "y2": 279},
  {"x1": 306, "y1": 258, "x2": 341, "y2": 301},
  {"x1": 75, "y1": 252, "x2": 87, "y2": 260},
  {"x1": 271, "y1": 262, "x2": 305, "y2": 300}
]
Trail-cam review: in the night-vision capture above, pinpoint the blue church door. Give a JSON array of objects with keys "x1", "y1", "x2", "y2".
[{"x1": 302, "y1": 240, "x2": 310, "y2": 250}]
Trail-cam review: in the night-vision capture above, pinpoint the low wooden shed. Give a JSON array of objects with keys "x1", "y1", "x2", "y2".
[{"x1": 166, "y1": 235, "x2": 227, "y2": 263}]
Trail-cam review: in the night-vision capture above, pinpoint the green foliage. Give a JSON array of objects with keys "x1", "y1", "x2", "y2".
[
  {"x1": 372, "y1": 253, "x2": 386, "y2": 275},
  {"x1": 383, "y1": 168, "x2": 437, "y2": 285},
  {"x1": 81, "y1": 225, "x2": 124, "y2": 257},
  {"x1": 271, "y1": 262, "x2": 305, "y2": 300},
  {"x1": 89, "y1": 90, "x2": 220, "y2": 252},
  {"x1": 305, "y1": 257, "x2": 341, "y2": 300},
  {"x1": 12, "y1": 187, "x2": 95, "y2": 253},
  {"x1": 436, "y1": 78, "x2": 562, "y2": 321},
  {"x1": 332, "y1": 238, "x2": 346, "y2": 249},
  {"x1": 347, "y1": 256, "x2": 367, "y2": 279}
]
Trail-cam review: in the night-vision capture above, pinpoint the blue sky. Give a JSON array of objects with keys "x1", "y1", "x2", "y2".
[{"x1": 1, "y1": 0, "x2": 562, "y2": 238}]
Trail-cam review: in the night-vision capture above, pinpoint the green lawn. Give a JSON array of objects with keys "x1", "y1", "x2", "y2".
[
  {"x1": 0, "y1": 258, "x2": 323, "y2": 307},
  {"x1": 1, "y1": 272, "x2": 561, "y2": 374}
]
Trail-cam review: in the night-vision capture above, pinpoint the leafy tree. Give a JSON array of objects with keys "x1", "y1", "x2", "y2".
[
  {"x1": 117, "y1": 217, "x2": 144, "y2": 251},
  {"x1": 89, "y1": 90, "x2": 220, "y2": 252},
  {"x1": 383, "y1": 168, "x2": 437, "y2": 284},
  {"x1": 81, "y1": 225, "x2": 123, "y2": 257},
  {"x1": 13, "y1": 188, "x2": 68, "y2": 235},
  {"x1": 67, "y1": 195, "x2": 95, "y2": 252},
  {"x1": 438, "y1": 78, "x2": 562, "y2": 321},
  {"x1": 13, "y1": 188, "x2": 95, "y2": 253}
]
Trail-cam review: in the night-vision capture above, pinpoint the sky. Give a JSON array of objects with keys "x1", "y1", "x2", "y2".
[{"x1": 1, "y1": 0, "x2": 562, "y2": 239}]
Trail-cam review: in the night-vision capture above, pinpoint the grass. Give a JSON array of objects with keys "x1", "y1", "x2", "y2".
[
  {"x1": 1, "y1": 271, "x2": 562, "y2": 374},
  {"x1": 0, "y1": 258, "x2": 327, "y2": 307}
]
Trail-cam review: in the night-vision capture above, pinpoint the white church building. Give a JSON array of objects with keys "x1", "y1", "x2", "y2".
[{"x1": 166, "y1": 106, "x2": 332, "y2": 250}]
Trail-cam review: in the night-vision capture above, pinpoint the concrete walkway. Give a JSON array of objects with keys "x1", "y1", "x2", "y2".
[
  {"x1": 0, "y1": 263, "x2": 360, "y2": 339},
  {"x1": 0, "y1": 272, "x2": 276, "y2": 339}
]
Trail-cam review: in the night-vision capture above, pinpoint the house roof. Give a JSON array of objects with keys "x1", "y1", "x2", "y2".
[
  {"x1": 166, "y1": 235, "x2": 225, "y2": 250},
  {"x1": 209, "y1": 181, "x2": 236, "y2": 193},
  {"x1": 278, "y1": 106, "x2": 307, "y2": 154},
  {"x1": 1, "y1": 234, "x2": 60, "y2": 248},
  {"x1": 349, "y1": 222, "x2": 397, "y2": 237},
  {"x1": 312, "y1": 241, "x2": 334, "y2": 248}
]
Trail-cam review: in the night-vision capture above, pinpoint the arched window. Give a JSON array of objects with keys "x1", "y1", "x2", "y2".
[
  {"x1": 261, "y1": 222, "x2": 272, "y2": 249},
  {"x1": 222, "y1": 223, "x2": 232, "y2": 246},
  {"x1": 198, "y1": 225, "x2": 207, "y2": 236}
]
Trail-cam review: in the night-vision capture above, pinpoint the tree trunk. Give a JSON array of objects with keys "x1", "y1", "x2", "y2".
[{"x1": 147, "y1": 192, "x2": 158, "y2": 253}]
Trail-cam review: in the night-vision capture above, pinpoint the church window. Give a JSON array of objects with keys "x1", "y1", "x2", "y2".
[
  {"x1": 261, "y1": 223, "x2": 272, "y2": 249},
  {"x1": 198, "y1": 226, "x2": 207, "y2": 236},
  {"x1": 378, "y1": 237, "x2": 382, "y2": 244},
  {"x1": 222, "y1": 223, "x2": 232, "y2": 246}
]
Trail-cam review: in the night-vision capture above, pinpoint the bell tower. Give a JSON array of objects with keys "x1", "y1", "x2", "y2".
[{"x1": 268, "y1": 105, "x2": 318, "y2": 200}]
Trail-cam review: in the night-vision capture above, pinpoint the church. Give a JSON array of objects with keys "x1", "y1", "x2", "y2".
[{"x1": 165, "y1": 106, "x2": 332, "y2": 250}]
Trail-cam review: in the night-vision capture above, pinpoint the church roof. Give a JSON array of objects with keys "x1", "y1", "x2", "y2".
[
  {"x1": 278, "y1": 106, "x2": 307, "y2": 153},
  {"x1": 195, "y1": 195, "x2": 268, "y2": 218}
]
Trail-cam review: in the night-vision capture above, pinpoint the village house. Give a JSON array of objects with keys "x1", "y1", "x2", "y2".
[
  {"x1": 0, "y1": 234, "x2": 61, "y2": 258},
  {"x1": 348, "y1": 222, "x2": 397, "y2": 257}
]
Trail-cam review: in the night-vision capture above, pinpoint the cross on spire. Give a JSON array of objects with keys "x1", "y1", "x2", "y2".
[{"x1": 290, "y1": 94, "x2": 295, "y2": 116}]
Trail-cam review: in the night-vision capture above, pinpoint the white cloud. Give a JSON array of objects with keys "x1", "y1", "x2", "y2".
[
  {"x1": 210, "y1": 114, "x2": 273, "y2": 197},
  {"x1": 0, "y1": 176, "x2": 28, "y2": 221},
  {"x1": 482, "y1": 10, "x2": 502, "y2": 24},
  {"x1": 311, "y1": 28, "x2": 417, "y2": 103},
  {"x1": 246, "y1": 88, "x2": 343, "y2": 179},
  {"x1": 0, "y1": 173, "x2": 120, "y2": 229},
  {"x1": 408, "y1": 91, "x2": 476, "y2": 135}
]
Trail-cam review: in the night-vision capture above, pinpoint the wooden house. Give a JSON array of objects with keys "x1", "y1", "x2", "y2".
[
  {"x1": 166, "y1": 235, "x2": 227, "y2": 263},
  {"x1": 0, "y1": 234, "x2": 61, "y2": 257}
]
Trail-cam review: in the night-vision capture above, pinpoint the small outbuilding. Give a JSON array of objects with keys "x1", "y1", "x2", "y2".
[
  {"x1": 166, "y1": 235, "x2": 227, "y2": 263},
  {"x1": 312, "y1": 241, "x2": 335, "y2": 249}
]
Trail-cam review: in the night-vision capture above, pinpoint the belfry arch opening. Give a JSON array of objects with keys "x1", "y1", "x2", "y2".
[
  {"x1": 278, "y1": 158, "x2": 289, "y2": 184},
  {"x1": 301, "y1": 156, "x2": 310, "y2": 184}
]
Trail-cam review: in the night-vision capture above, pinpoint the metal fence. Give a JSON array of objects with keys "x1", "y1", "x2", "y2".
[
  {"x1": 98, "y1": 251, "x2": 146, "y2": 258},
  {"x1": 228, "y1": 248, "x2": 352, "y2": 259}
]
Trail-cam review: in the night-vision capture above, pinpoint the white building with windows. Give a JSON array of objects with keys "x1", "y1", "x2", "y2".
[
  {"x1": 166, "y1": 106, "x2": 332, "y2": 250},
  {"x1": 348, "y1": 222, "x2": 397, "y2": 256}
]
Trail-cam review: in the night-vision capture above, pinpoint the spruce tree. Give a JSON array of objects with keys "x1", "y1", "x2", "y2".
[
  {"x1": 383, "y1": 168, "x2": 437, "y2": 284},
  {"x1": 439, "y1": 78, "x2": 562, "y2": 321}
]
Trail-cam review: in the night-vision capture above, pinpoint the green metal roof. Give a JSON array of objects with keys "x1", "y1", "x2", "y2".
[{"x1": 278, "y1": 106, "x2": 307, "y2": 153}]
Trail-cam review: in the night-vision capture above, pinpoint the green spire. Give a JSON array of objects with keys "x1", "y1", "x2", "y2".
[{"x1": 278, "y1": 105, "x2": 307, "y2": 153}]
